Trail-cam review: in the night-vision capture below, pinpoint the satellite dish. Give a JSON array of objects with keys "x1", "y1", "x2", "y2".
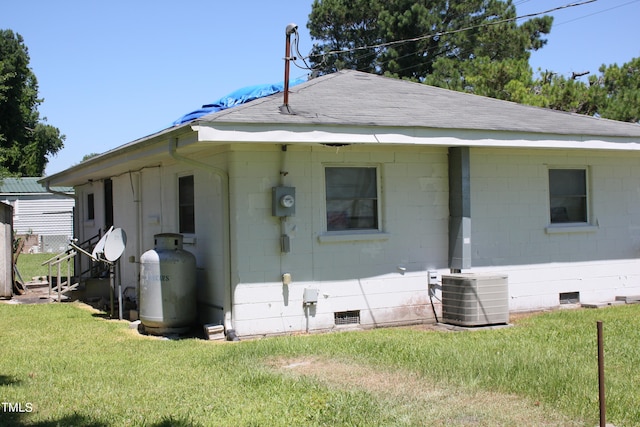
[
  {"x1": 103, "y1": 228, "x2": 127, "y2": 262},
  {"x1": 91, "y1": 226, "x2": 113, "y2": 260}
]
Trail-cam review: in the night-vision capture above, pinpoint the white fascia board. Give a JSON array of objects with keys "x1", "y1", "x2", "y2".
[
  {"x1": 193, "y1": 124, "x2": 381, "y2": 144},
  {"x1": 375, "y1": 133, "x2": 640, "y2": 151},
  {"x1": 193, "y1": 123, "x2": 640, "y2": 151}
]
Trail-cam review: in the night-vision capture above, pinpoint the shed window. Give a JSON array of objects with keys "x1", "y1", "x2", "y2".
[
  {"x1": 179, "y1": 175, "x2": 195, "y2": 234},
  {"x1": 325, "y1": 167, "x2": 378, "y2": 231},
  {"x1": 549, "y1": 168, "x2": 588, "y2": 223}
]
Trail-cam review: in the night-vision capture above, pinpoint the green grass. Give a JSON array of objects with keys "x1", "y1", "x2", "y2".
[
  {"x1": 16, "y1": 253, "x2": 74, "y2": 282},
  {"x1": 0, "y1": 302, "x2": 638, "y2": 426}
]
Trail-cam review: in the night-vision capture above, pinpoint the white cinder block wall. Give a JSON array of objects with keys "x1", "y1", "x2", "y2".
[
  {"x1": 229, "y1": 144, "x2": 450, "y2": 337},
  {"x1": 75, "y1": 142, "x2": 640, "y2": 336},
  {"x1": 470, "y1": 147, "x2": 640, "y2": 311}
]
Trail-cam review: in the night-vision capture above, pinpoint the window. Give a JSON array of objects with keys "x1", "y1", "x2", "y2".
[
  {"x1": 87, "y1": 193, "x2": 95, "y2": 220},
  {"x1": 325, "y1": 167, "x2": 378, "y2": 231},
  {"x1": 549, "y1": 168, "x2": 587, "y2": 223},
  {"x1": 104, "y1": 178, "x2": 113, "y2": 228},
  {"x1": 179, "y1": 175, "x2": 195, "y2": 234}
]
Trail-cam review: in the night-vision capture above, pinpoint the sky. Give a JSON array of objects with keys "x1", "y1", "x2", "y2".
[{"x1": 1, "y1": 0, "x2": 639, "y2": 176}]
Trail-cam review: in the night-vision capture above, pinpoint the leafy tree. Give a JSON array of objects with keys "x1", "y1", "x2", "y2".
[
  {"x1": 0, "y1": 29, "x2": 64, "y2": 176},
  {"x1": 307, "y1": 0, "x2": 552, "y2": 91}
]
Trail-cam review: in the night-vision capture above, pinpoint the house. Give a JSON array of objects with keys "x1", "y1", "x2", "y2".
[
  {"x1": 41, "y1": 70, "x2": 640, "y2": 338},
  {"x1": 0, "y1": 177, "x2": 74, "y2": 253}
]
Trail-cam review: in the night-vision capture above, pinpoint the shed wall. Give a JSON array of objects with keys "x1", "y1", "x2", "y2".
[
  {"x1": 1, "y1": 195, "x2": 74, "y2": 253},
  {"x1": 0, "y1": 203, "x2": 12, "y2": 298}
]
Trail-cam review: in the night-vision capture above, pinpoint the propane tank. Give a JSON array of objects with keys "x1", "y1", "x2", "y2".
[{"x1": 139, "y1": 233, "x2": 196, "y2": 335}]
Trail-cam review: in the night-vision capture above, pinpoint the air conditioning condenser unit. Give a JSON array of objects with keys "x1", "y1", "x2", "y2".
[{"x1": 441, "y1": 273, "x2": 509, "y2": 327}]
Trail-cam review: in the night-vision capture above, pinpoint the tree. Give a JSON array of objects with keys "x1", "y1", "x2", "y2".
[
  {"x1": 0, "y1": 29, "x2": 64, "y2": 176},
  {"x1": 508, "y1": 57, "x2": 640, "y2": 124},
  {"x1": 307, "y1": 0, "x2": 552, "y2": 90},
  {"x1": 425, "y1": 56, "x2": 534, "y2": 100},
  {"x1": 81, "y1": 152, "x2": 100, "y2": 162},
  {"x1": 307, "y1": 0, "x2": 383, "y2": 74},
  {"x1": 589, "y1": 57, "x2": 640, "y2": 123}
]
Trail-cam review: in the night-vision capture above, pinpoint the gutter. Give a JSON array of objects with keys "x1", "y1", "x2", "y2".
[
  {"x1": 43, "y1": 180, "x2": 77, "y2": 201},
  {"x1": 168, "y1": 137, "x2": 238, "y2": 341}
]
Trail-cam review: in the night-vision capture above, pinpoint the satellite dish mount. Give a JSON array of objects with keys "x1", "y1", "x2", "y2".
[{"x1": 70, "y1": 227, "x2": 127, "y2": 320}]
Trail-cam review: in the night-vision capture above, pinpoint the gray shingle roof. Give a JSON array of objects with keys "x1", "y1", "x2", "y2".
[{"x1": 197, "y1": 70, "x2": 640, "y2": 138}]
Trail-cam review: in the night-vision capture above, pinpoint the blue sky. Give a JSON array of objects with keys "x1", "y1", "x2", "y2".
[{"x1": 1, "y1": 0, "x2": 639, "y2": 175}]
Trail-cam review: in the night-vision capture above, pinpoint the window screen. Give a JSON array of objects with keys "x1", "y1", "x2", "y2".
[
  {"x1": 179, "y1": 175, "x2": 195, "y2": 233},
  {"x1": 549, "y1": 169, "x2": 587, "y2": 223},
  {"x1": 325, "y1": 167, "x2": 378, "y2": 231}
]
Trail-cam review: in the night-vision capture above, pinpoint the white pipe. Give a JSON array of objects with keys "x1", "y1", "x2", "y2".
[{"x1": 168, "y1": 138, "x2": 236, "y2": 339}]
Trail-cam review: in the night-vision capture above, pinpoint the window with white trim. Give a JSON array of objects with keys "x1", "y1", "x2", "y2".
[
  {"x1": 325, "y1": 166, "x2": 379, "y2": 231},
  {"x1": 549, "y1": 168, "x2": 588, "y2": 223}
]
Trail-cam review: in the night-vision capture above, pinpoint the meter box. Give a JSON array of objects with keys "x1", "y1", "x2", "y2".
[{"x1": 272, "y1": 186, "x2": 296, "y2": 217}]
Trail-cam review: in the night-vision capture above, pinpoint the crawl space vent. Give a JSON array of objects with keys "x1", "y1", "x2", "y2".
[
  {"x1": 334, "y1": 310, "x2": 360, "y2": 326},
  {"x1": 560, "y1": 292, "x2": 580, "y2": 304}
]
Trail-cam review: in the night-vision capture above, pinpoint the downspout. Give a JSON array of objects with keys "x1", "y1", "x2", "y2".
[
  {"x1": 448, "y1": 147, "x2": 471, "y2": 272},
  {"x1": 133, "y1": 171, "x2": 142, "y2": 309},
  {"x1": 169, "y1": 137, "x2": 238, "y2": 341}
]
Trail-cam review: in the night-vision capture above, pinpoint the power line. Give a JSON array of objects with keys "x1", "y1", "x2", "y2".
[
  {"x1": 554, "y1": 0, "x2": 640, "y2": 26},
  {"x1": 310, "y1": 0, "x2": 596, "y2": 62}
]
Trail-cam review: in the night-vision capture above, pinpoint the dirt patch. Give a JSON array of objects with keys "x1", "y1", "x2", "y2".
[
  {"x1": 1, "y1": 282, "x2": 53, "y2": 304},
  {"x1": 272, "y1": 356, "x2": 445, "y2": 398},
  {"x1": 267, "y1": 356, "x2": 584, "y2": 426}
]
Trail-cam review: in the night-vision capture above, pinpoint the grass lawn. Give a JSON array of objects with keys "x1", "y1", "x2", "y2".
[
  {"x1": 15, "y1": 253, "x2": 73, "y2": 282},
  {"x1": 0, "y1": 302, "x2": 638, "y2": 426}
]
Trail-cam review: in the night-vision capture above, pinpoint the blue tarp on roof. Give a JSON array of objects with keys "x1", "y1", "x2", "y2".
[{"x1": 172, "y1": 77, "x2": 307, "y2": 126}]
